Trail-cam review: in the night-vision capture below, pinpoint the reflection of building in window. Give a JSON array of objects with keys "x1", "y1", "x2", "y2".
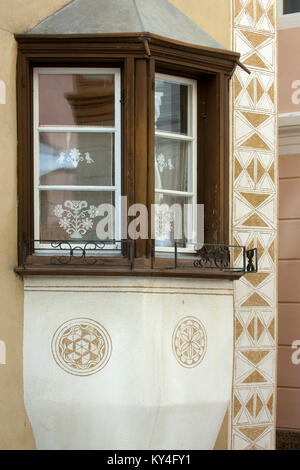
[{"x1": 66, "y1": 75, "x2": 115, "y2": 126}]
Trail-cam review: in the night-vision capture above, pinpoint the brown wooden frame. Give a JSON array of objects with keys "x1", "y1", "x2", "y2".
[{"x1": 14, "y1": 33, "x2": 241, "y2": 278}]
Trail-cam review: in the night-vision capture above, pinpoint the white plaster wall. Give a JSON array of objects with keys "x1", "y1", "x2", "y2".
[{"x1": 24, "y1": 277, "x2": 234, "y2": 450}]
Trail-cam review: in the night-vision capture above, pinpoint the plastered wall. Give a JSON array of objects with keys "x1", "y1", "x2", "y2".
[
  {"x1": 0, "y1": 0, "x2": 243, "y2": 450},
  {"x1": 0, "y1": 0, "x2": 71, "y2": 450},
  {"x1": 169, "y1": 0, "x2": 231, "y2": 48}
]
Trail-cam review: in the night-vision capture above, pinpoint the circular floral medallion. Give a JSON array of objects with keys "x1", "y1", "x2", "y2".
[
  {"x1": 172, "y1": 317, "x2": 207, "y2": 368},
  {"x1": 52, "y1": 318, "x2": 112, "y2": 376}
]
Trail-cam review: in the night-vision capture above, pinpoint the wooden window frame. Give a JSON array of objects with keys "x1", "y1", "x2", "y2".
[{"x1": 15, "y1": 33, "x2": 241, "y2": 279}]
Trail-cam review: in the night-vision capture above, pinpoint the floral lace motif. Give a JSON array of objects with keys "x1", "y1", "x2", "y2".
[
  {"x1": 156, "y1": 153, "x2": 175, "y2": 173},
  {"x1": 56, "y1": 148, "x2": 95, "y2": 168},
  {"x1": 53, "y1": 200, "x2": 98, "y2": 239}
]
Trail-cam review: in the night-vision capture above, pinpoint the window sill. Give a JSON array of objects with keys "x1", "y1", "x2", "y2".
[
  {"x1": 16, "y1": 242, "x2": 257, "y2": 280},
  {"x1": 14, "y1": 264, "x2": 245, "y2": 280}
]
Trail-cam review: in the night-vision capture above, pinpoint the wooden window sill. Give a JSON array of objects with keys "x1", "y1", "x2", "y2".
[{"x1": 14, "y1": 264, "x2": 245, "y2": 281}]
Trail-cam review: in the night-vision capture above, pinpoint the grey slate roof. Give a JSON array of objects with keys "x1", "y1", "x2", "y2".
[{"x1": 26, "y1": 0, "x2": 224, "y2": 50}]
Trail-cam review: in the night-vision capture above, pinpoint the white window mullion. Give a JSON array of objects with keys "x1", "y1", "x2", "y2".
[
  {"x1": 114, "y1": 69, "x2": 121, "y2": 241},
  {"x1": 38, "y1": 186, "x2": 117, "y2": 192},
  {"x1": 38, "y1": 126, "x2": 116, "y2": 134},
  {"x1": 155, "y1": 130, "x2": 194, "y2": 142},
  {"x1": 34, "y1": 69, "x2": 40, "y2": 242},
  {"x1": 155, "y1": 189, "x2": 195, "y2": 197},
  {"x1": 191, "y1": 76, "x2": 198, "y2": 248}
]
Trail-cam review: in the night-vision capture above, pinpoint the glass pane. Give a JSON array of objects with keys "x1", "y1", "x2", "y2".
[
  {"x1": 155, "y1": 78, "x2": 189, "y2": 135},
  {"x1": 39, "y1": 132, "x2": 114, "y2": 187},
  {"x1": 40, "y1": 190, "x2": 115, "y2": 241},
  {"x1": 155, "y1": 137, "x2": 189, "y2": 192},
  {"x1": 39, "y1": 74, "x2": 115, "y2": 126},
  {"x1": 155, "y1": 193, "x2": 191, "y2": 248},
  {"x1": 284, "y1": 0, "x2": 300, "y2": 14}
]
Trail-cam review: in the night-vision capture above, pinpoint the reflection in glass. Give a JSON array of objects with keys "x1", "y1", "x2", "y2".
[
  {"x1": 155, "y1": 137, "x2": 189, "y2": 192},
  {"x1": 155, "y1": 192, "x2": 190, "y2": 248},
  {"x1": 284, "y1": 0, "x2": 300, "y2": 14},
  {"x1": 39, "y1": 74, "x2": 115, "y2": 126},
  {"x1": 40, "y1": 190, "x2": 114, "y2": 241},
  {"x1": 155, "y1": 79, "x2": 189, "y2": 134},
  {"x1": 39, "y1": 133, "x2": 114, "y2": 187}
]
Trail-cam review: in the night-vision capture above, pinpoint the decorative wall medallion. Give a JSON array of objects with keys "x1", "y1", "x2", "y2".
[
  {"x1": 172, "y1": 317, "x2": 207, "y2": 368},
  {"x1": 52, "y1": 318, "x2": 112, "y2": 376}
]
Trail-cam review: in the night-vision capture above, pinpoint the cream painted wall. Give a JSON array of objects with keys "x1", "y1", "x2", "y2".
[
  {"x1": 0, "y1": 0, "x2": 72, "y2": 451},
  {"x1": 0, "y1": 0, "x2": 71, "y2": 33},
  {"x1": 0, "y1": 0, "x2": 232, "y2": 450},
  {"x1": 23, "y1": 276, "x2": 234, "y2": 450},
  {"x1": 169, "y1": 0, "x2": 231, "y2": 48},
  {"x1": 0, "y1": 29, "x2": 35, "y2": 450}
]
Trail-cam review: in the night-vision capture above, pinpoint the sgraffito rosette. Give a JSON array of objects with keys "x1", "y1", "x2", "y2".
[
  {"x1": 172, "y1": 316, "x2": 207, "y2": 368},
  {"x1": 52, "y1": 318, "x2": 112, "y2": 376}
]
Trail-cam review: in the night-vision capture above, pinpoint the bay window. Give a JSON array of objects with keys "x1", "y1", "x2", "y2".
[{"x1": 15, "y1": 33, "x2": 242, "y2": 278}]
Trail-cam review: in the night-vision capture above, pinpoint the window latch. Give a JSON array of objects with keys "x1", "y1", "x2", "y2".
[
  {"x1": 201, "y1": 101, "x2": 207, "y2": 119},
  {"x1": 120, "y1": 88, "x2": 125, "y2": 105}
]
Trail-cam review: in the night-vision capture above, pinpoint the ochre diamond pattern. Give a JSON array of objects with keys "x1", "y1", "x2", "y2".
[{"x1": 230, "y1": 0, "x2": 277, "y2": 451}]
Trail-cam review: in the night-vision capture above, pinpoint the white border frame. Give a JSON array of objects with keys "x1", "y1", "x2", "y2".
[
  {"x1": 33, "y1": 67, "x2": 121, "y2": 249},
  {"x1": 154, "y1": 72, "x2": 198, "y2": 253}
]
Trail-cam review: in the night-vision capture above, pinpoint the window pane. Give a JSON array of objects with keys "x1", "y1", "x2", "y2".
[
  {"x1": 155, "y1": 79, "x2": 189, "y2": 135},
  {"x1": 155, "y1": 137, "x2": 189, "y2": 192},
  {"x1": 39, "y1": 132, "x2": 114, "y2": 187},
  {"x1": 155, "y1": 192, "x2": 190, "y2": 248},
  {"x1": 39, "y1": 74, "x2": 115, "y2": 126},
  {"x1": 40, "y1": 190, "x2": 115, "y2": 241},
  {"x1": 284, "y1": 0, "x2": 300, "y2": 14}
]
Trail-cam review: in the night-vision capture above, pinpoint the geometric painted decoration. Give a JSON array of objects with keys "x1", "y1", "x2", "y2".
[
  {"x1": 172, "y1": 317, "x2": 207, "y2": 368},
  {"x1": 232, "y1": 424, "x2": 274, "y2": 450},
  {"x1": 231, "y1": 0, "x2": 277, "y2": 451},
  {"x1": 233, "y1": 387, "x2": 274, "y2": 426},
  {"x1": 52, "y1": 318, "x2": 112, "y2": 376}
]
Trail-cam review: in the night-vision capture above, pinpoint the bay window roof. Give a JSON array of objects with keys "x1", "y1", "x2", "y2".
[{"x1": 26, "y1": 0, "x2": 224, "y2": 51}]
